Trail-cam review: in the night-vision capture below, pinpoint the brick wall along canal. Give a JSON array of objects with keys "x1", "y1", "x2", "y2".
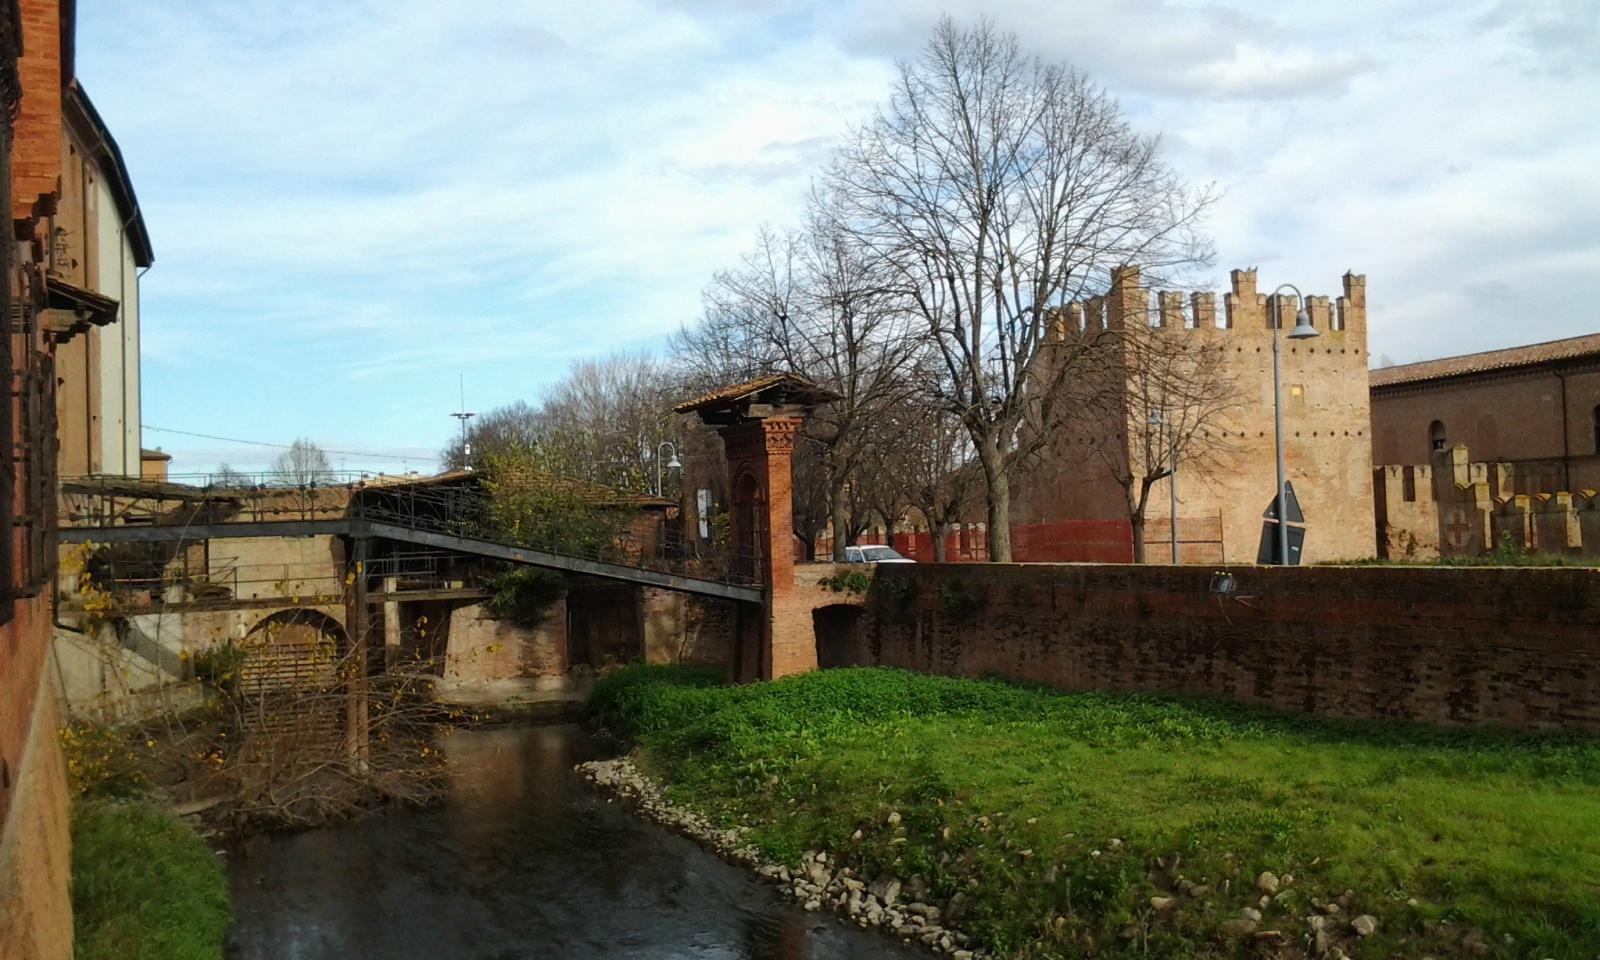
[{"x1": 225, "y1": 724, "x2": 919, "y2": 959}]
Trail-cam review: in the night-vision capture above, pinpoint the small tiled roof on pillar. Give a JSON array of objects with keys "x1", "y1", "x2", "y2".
[{"x1": 674, "y1": 373, "x2": 840, "y2": 425}]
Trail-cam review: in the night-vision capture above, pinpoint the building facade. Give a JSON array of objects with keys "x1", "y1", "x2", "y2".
[
  {"x1": 1370, "y1": 335, "x2": 1600, "y2": 561},
  {"x1": 50, "y1": 81, "x2": 152, "y2": 478},
  {"x1": 1370, "y1": 333, "x2": 1600, "y2": 497},
  {"x1": 2, "y1": 4, "x2": 146, "y2": 956}
]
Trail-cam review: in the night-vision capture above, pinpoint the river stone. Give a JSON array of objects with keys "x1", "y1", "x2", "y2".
[
  {"x1": 1256, "y1": 871, "x2": 1279, "y2": 895},
  {"x1": 1352, "y1": 914, "x2": 1378, "y2": 937},
  {"x1": 1239, "y1": 907, "x2": 1262, "y2": 922},
  {"x1": 868, "y1": 875, "x2": 901, "y2": 904},
  {"x1": 1218, "y1": 918, "x2": 1258, "y2": 938}
]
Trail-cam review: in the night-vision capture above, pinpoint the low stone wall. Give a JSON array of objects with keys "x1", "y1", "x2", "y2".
[{"x1": 845, "y1": 564, "x2": 1600, "y2": 734}]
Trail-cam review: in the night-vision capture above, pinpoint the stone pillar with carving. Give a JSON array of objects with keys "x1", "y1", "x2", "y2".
[{"x1": 675, "y1": 375, "x2": 838, "y2": 682}]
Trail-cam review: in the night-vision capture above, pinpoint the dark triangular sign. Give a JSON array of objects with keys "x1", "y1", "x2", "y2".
[
  {"x1": 1262, "y1": 481, "x2": 1305, "y2": 524},
  {"x1": 1256, "y1": 522, "x2": 1306, "y2": 565}
]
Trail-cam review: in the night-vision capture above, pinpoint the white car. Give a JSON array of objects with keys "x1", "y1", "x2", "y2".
[{"x1": 843, "y1": 545, "x2": 916, "y2": 564}]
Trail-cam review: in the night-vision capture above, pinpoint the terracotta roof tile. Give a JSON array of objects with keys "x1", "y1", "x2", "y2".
[
  {"x1": 674, "y1": 373, "x2": 840, "y2": 414},
  {"x1": 1370, "y1": 333, "x2": 1600, "y2": 389}
]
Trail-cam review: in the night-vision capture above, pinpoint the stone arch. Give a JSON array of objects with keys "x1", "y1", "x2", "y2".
[
  {"x1": 812, "y1": 603, "x2": 863, "y2": 669},
  {"x1": 238, "y1": 608, "x2": 348, "y2": 697}
]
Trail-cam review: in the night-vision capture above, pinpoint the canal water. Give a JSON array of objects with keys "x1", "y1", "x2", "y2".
[{"x1": 226, "y1": 724, "x2": 919, "y2": 959}]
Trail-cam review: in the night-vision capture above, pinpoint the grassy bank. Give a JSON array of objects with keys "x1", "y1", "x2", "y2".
[
  {"x1": 588, "y1": 665, "x2": 1600, "y2": 958},
  {"x1": 70, "y1": 801, "x2": 230, "y2": 960}
]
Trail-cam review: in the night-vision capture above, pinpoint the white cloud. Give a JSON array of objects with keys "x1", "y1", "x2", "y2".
[{"x1": 76, "y1": 0, "x2": 1599, "y2": 473}]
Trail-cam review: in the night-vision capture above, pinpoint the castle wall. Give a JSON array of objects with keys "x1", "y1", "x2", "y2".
[
  {"x1": 1015, "y1": 267, "x2": 1375, "y2": 563},
  {"x1": 1375, "y1": 444, "x2": 1600, "y2": 560},
  {"x1": 844, "y1": 563, "x2": 1600, "y2": 734}
]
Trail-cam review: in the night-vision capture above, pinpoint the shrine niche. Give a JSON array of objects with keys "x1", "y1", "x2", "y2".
[{"x1": 676, "y1": 374, "x2": 838, "y2": 680}]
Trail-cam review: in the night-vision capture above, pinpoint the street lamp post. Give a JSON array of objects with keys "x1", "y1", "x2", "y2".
[
  {"x1": 654, "y1": 440, "x2": 682, "y2": 497},
  {"x1": 1146, "y1": 410, "x2": 1178, "y2": 563},
  {"x1": 1270, "y1": 283, "x2": 1320, "y2": 566}
]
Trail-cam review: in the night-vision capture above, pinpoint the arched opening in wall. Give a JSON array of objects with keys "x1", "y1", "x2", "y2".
[
  {"x1": 813, "y1": 604, "x2": 862, "y2": 669},
  {"x1": 238, "y1": 609, "x2": 346, "y2": 700},
  {"x1": 1429, "y1": 420, "x2": 1447, "y2": 453},
  {"x1": 732, "y1": 470, "x2": 761, "y2": 584}
]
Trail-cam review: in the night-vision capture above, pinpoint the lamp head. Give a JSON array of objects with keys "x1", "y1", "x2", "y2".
[
  {"x1": 1288, "y1": 308, "x2": 1319, "y2": 340},
  {"x1": 668, "y1": 455, "x2": 683, "y2": 470}
]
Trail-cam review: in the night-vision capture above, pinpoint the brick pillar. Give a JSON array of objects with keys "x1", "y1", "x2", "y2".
[{"x1": 719, "y1": 416, "x2": 807, "y2": 679}]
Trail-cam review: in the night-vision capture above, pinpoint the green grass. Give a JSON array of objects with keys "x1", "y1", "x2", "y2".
[
  {"x1": 588, "y1": 666, "x2": 1600, "y2": 959},
  {"x1": 71, "y1": 800, "x2": 231, "y2": 960}
]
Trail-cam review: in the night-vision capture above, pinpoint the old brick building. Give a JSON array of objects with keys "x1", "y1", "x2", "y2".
[
  {"x1": 3, "y1": 3, "x2": 147, "y2": 956},
  {"x1": 1011, "y1": 266, "x2": 1375, "y2": 565},
  {"x1": 1370, "y1": 334, "x2": 1600, "y2": 560},
  {"x1": 1371, "y1": 333, "x2": 1600, "y2": 495}
]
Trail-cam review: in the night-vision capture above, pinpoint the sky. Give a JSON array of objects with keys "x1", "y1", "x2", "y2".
[{"x1": 76, "y1": 0, "x2": 1599, "y2": 475}]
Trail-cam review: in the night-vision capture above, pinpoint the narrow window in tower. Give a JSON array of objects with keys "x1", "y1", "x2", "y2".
[
  {"x1": 1592, "y1": 404, "x2": 1600, "y2": 454},
  {"x1": 1430, "y1": 420, "x2": 1447, "y2": 452}
]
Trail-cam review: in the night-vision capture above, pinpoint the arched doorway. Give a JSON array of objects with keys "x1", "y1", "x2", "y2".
[{"x1": 813, "y1": 604, "x2": 862, "y2": 669}]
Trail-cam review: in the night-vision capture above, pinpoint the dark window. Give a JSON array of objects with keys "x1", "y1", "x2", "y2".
[
  {"x1": 1593, "y1": 405, "x2": 1600, "y2": 454},
  {"x1": 1429, "y1": 420, "x2": 1446, "y2": 453}
]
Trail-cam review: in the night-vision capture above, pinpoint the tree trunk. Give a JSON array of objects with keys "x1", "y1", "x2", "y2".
[
  {"x1": 1129, "y1": 479, "x2": 1154, "y2": 565},
  {"x1": 977, "y1": 439, "x2": 1013, "y2": 563},
  {"x1": 930, "y1": 521, "x2": 950, "y2": 562},
  {"x1": 829, "y1": 474, "x2": 850, "y2": 562}
]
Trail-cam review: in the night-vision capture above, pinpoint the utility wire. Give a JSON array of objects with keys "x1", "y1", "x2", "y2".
[{"x1": 141, "y1": 424, "x2": 430, "y2": 463}]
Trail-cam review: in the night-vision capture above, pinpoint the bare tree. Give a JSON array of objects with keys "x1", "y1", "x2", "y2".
[
  {"x1": 443, "y1": 354, "x2": 688, "y2": 496},
  {"x1": 211, "y1": 462, "x2": 251, "y2": 488},
  {"x1": 1084, "y1": 320, "x2": 1238, "y2": 562},
  {"x1": 790, "y1": 433, "x2": 831, "y2": 560},
  {"x1": 878, "y1": 381, "x2": 982, "y2": 562},
  {"x1": 826, "y1": 18, "x2": 1214, "y2": 560},
  {"x1": 688, "y1": 194, "x2": 921, "y2": 561},
  {"x1": 270, "y1": 438, "x2": 332, "y2": 486},
  {"x1": 440, "y1": 401, "x2": 543, "y2": 469}
]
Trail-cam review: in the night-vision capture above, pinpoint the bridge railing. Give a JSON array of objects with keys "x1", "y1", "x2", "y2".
[
  {"x1": 349, "y1": 482, "x2": 762, "y2": 588},
  {"x1": 57, "y1": 475, "x2": 765, "y2": 591}
]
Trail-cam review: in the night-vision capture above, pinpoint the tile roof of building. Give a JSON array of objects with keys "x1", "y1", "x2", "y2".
[
  {"x1": 673, "y1": 372, "x2": 840, "y2": 414},
  {"x1": 1369, "y1": 332, "x2": 1600, "y2": 389}
]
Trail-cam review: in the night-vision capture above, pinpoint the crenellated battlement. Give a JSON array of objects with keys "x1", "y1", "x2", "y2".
[
  {"x1": 1374, "y1": 443, "x2": 1600, "y2": 559},
  {"x1": 1045, "y1": 265, "x2": 1367, "y2": 341}
]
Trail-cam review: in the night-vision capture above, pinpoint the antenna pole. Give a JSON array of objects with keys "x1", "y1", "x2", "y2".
[{"x1": 450, "y1": 373, "x2": 476, "y2": 468}]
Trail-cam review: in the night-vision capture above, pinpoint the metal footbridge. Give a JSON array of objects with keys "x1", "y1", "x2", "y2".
[{"x1": 55, "y1": 475, "x2": 763, "y2": 604}]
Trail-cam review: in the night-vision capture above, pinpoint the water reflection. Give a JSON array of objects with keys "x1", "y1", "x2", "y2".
[{"x1": 227, "y1": 724, "x2": 917, "y2": 959}]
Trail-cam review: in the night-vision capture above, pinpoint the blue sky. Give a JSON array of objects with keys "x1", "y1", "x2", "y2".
[{"x1": 76, "y1": 1, "x2": 1599, "y2": 474}]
